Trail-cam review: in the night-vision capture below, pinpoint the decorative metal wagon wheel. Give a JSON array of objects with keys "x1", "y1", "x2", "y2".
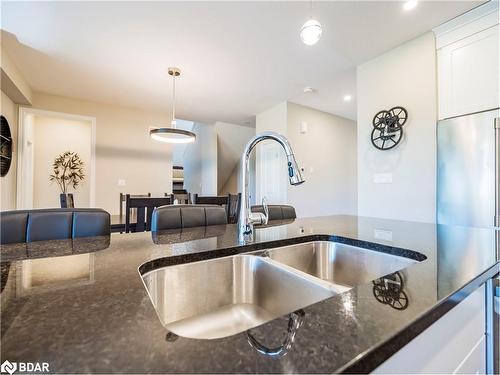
[
  {"x1": 372, "y1": 110, "x2": 391, "y2": 129},
  {"x1": 372, "y1": 272, "x2": 409, "y2": 310},
  {"x1": 388, "y1": 106, "x2": 408, "y2": 127},
  {"x1": 371, "y1": 106, "x2": 408, "y2": 151},
  {"x1": 373, "y1": 271, "x2": 404, "y2": 290},
  {"x1": 390, "y1": 290, "x2": 409, "y2": 310},
  {"x1": 0, "y1": 115, "x2": 13, "y2": 177}
]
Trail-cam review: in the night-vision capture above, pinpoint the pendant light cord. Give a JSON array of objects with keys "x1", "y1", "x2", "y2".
[{"x1": 172, "y1": 73, "x2": 176, "y2": 128}]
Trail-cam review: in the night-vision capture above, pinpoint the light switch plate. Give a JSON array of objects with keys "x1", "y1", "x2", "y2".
[
  {"x1": 300, "y1": 121, "x2": 308, "y2": 134},
  {"x1": 118, "y1": 179, "x2": 126, "y2": 186},
  {"x1": 374, "y1": 173, "x2": 392, "y2": 184}
]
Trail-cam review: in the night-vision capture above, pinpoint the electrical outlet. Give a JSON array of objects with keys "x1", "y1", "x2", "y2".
[
  {"x1": 374, "y1": 229, "x2": 393, "y2": 241},
  {"x1": 374, "y1": 173, "x2": 392, "y2": 184},
  {"x1": 118, "y1": 179, "x2": 126, "y2": 186}
]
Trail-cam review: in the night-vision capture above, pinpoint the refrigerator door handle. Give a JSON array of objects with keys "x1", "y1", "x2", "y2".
[
  {"x1": 496, "y1": 118, "x2": 500, "y2": 227},
  {"x1": 495, "y1": 117, "x2": 500, "y2": 227}
]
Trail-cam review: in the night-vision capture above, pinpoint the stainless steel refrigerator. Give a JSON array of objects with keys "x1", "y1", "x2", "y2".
[
  {"x1": 437, "y1": 108, "x2": 500, "y2": 374},
  {"x1": 437, "y1": 108, "x2": 500, "y2": 228}
]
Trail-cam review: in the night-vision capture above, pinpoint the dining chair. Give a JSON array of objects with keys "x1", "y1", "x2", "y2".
[
  {"x1": 124, "y1": 195, "x2": 171, "y2": 233},
  {"x1": 227, "y1": 193, "x2": 241, "y2": 224},
  {"x1": 192, "y1": 194, "x2": 228, "y2": 206},
  {"x1": 119, "y1": 192, "x2": 151, "y2": 218},
  {"x1": 251, "y1": 204, "x2": 296, "y2": 221},
  {"x1": 166, "y1": 192, "x2": 191, "y2": 205}
]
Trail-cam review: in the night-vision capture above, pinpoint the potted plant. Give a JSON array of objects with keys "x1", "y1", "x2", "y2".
[{"x1": 50, "y1": 151, "x2": 85, "y2": 208}]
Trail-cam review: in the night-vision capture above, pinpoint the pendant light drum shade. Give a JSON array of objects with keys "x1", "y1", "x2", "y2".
[
  {"x1": 150, "y1": 67, "x2": 196, "y2": 144},
  {"x1": 150, "y1": 128, "x2": 196, "y2": 143}
]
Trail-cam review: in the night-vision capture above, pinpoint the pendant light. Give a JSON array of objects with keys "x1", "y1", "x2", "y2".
[
  {"x1": 300, "y1": 0, "x2": 322, "y2": 46},
  {"x1": 150, "y1": 67, "x2": 196, "y2": 144}
]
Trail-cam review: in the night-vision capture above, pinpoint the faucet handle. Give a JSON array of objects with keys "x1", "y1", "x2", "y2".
[
  {"x1": 249, "y1": 197, "x2": 269, "y2": 226},
  {"x1": 261, "y1": 196, "x2": 269, "y2": 225}
]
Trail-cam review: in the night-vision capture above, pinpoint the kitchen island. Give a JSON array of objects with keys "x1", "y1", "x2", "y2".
[{"x1": 1, "y1": 215, "x2": 498, "y2": 373}]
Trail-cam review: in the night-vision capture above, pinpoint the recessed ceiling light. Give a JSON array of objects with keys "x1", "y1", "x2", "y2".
[
  {"x1": 403, "y1": 0, "x2": 418, "y2": 11},
  {"x1": 303, "y1": 87, "x2": 315, "y2": 94},
  {"x1": 343, "y1": 95, "x2": 352, "y2": 102}
]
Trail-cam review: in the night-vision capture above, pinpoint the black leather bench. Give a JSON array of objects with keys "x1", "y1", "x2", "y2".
[
  {"x1": 0, "y1": 208, "x2": 110, "y2": 244},
  {"x1": 251, "y1": 205, "x2": 297, "y2": 221},
  {"x1": 151, "y1": 204, "x2": 227, "y2": 231}
]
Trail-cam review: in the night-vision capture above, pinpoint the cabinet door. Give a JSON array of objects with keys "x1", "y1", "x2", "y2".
[
  {"x1": 373, "y1": 284, "x2": 486, "y2": 374},
  {"x1": 454, "y1": 336, "x2": 486, "y2": 374},
  {"x1": 438, "y1": 25, "x2": 499, "y2": 120}
]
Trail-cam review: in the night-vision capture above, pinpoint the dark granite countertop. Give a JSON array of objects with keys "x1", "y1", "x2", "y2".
[{"x1": 1, "y1": 215, "x2": 499, "y2": 373}]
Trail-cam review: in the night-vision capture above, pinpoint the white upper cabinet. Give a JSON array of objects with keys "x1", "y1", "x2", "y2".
[{"x1": 434, "y1": 2, "x2": 499, "y2": 120}]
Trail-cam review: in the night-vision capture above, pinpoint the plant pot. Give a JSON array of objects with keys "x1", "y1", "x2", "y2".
[{"x1": 60, "y1": 193, "x2": 74, "y2": 208}]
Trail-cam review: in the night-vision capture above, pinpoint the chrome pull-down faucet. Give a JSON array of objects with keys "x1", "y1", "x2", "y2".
[{"x1": 237, "y1": 131, "x2": 305, "y2": 243}]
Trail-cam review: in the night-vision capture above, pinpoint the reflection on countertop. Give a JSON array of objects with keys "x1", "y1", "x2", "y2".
[
  {"x1": 151, "y1": 219, "x2": 296, "y2": 245},
  {"x1": 372, "y1": 272, "x2": 409, "y2": 310},
  {"x1": 1, "y1": 236, "x2": 111, "y2": 313},
  {"x1": 0, "y1": 215, "x2": 498, "y2": 373},
  {"x1": 1, "y1": 236, "x2": 111, "y2": 262}
]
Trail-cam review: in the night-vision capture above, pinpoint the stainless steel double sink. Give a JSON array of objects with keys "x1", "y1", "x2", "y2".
[{"x1": 140, "y1": 241, "x2": 418, "y2": 340}]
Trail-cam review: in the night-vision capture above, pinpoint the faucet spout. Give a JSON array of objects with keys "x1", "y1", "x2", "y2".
[{"x1": 238, "y1": 131, "x2": 304, "y2": 243}]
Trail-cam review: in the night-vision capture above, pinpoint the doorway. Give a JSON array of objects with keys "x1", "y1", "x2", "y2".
[{"x1": 17, "y1": 108, "x2": 96, "y2": 209}]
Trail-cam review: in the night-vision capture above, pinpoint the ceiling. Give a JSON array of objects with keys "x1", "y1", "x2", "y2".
[{"x1": 1, "y1": 1, "x2": 481, "y2": 125}]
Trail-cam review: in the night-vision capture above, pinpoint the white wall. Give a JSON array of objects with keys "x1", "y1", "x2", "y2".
[
  {"x1": 214, "y1": 121, "x2": 255, "y2": 200},
  {"x1": 1, "y1": 46, "x2": 33, "y2": 105},
  {"x1": 219, "y1": 163, "x2": 239, "y2": 195},
  {"x1": 214, "y1": 121, "x2": 255, "y2": 195},
  {"x1": 32, "y1": 114, "x2": 92, "y2": 208},
  {"x1": 182, "y1": 122, "x2": 217, "y2": 196},
  {"x1": 256, "y1": 101, "x2": 357, "y2": 218},
  {"x1": 287, "y1": 102, "x2": 357, "y2": 217},
  {"x1": 31, "y1": 92, "x2": 173, "y2": 215},
  {"x1": 0, "y1": 90, "x2": 18, "y2": 210},
  {"x1": 1, "y1": 45, "x2": 31, "y2": 211},
  {"x1": 171, "y1": 119, "x2": 195, "y2": 166},
  {"x1": 255, "y1": 101, "x2": 288, "y2": 204},
  {"x1": 357, "y1": 32, "x2": 437, "y2": 223},
  {"x1": 18, "y1": 113, "x2": 35, "y2": 209}
]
